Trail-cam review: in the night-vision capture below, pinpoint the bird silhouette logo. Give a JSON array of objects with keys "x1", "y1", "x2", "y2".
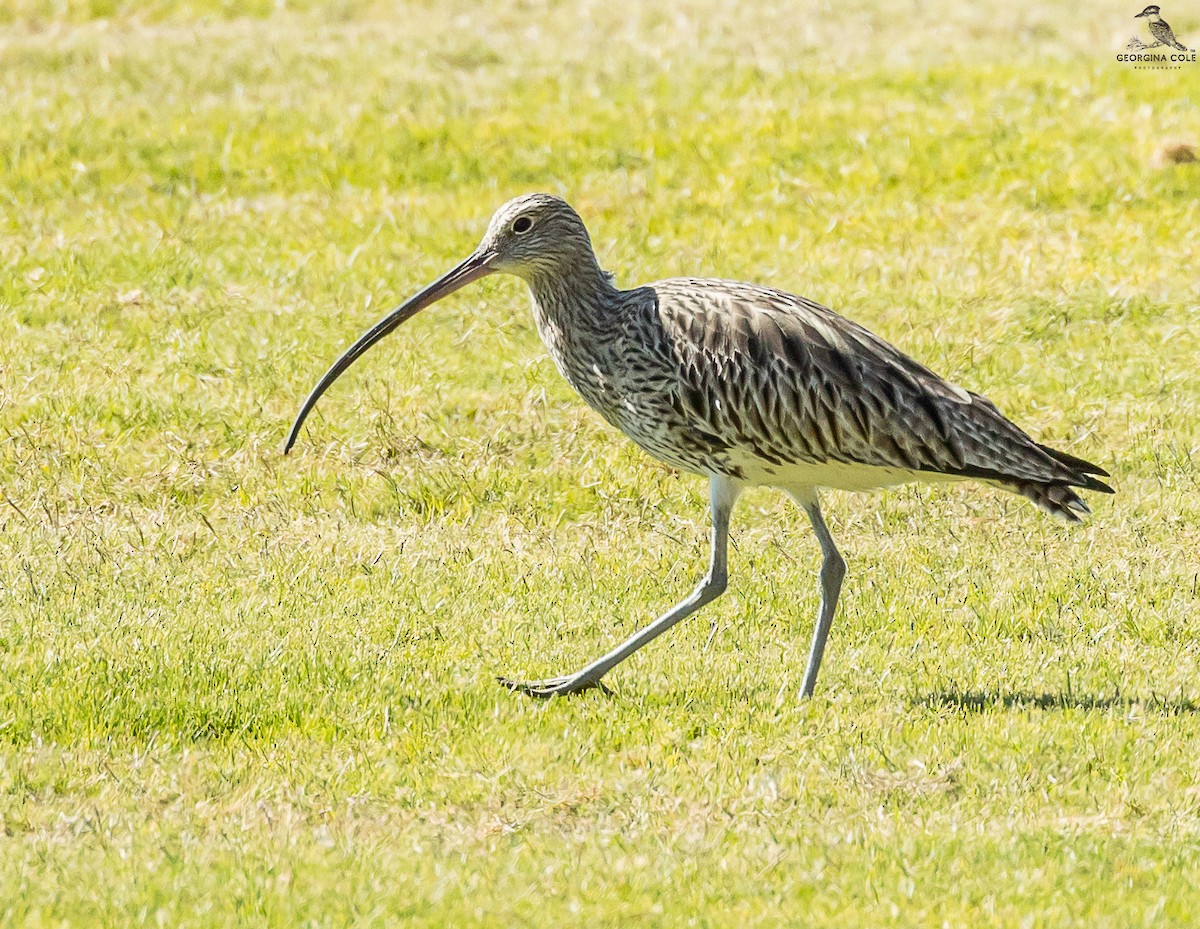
[{"x1": 1127, "y1": 5, "x2": 1193, "y2": 51}]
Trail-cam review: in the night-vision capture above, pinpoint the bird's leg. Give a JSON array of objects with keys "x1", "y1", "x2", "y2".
[
  {"x1": 498, "y1": 474, "x2": 742, "y2": 698},
  {"x1": 788, "y1": 493, "x2": 846, "y2": 699}
]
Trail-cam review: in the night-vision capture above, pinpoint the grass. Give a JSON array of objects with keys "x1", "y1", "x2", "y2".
[{"x1": 2, "y1": 0, "x2": 1199, "y2": 925}]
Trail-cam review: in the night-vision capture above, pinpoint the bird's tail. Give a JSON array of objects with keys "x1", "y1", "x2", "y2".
[{"x1": 1000, "y1": 445, "x2": 1114, "y2": 524}]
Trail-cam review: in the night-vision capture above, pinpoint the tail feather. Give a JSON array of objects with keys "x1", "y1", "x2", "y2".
[
  {"x1": 1006, "y1": 480, "x2": 1094, "y2": 523},
  {"x1": 1036, "y1": 443, "x2": 1116, "y2": 495},
  {"x1": 1001, "y1": 442, "x2": 1115, "y2": 522},
  {"x1": 1036, "y1": 442, "x2": 1110, "y2": 479}
]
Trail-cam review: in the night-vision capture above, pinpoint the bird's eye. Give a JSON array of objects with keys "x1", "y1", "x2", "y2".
[{"x1": 512, "y1": 216, "x2": 533, "y2": 234}]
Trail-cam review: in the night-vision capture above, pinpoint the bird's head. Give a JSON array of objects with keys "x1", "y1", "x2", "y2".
[
  {"x1": 282, "y1": 193, "x2": 602, "y2": 454},
  {"x1": 476, "y1": 193, "x2": 598, "y2": 280},
  {"x1": 1136, "y1": 5, "x2": 1161, "y2": 17}
]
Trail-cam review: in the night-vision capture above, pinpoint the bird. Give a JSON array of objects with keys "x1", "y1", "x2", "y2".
[
  {"x1": 1135, "y1": 5, "x2": 1190, "y2": 50},
  {"x1": 284, "y1": 193, "x2": 1113, "y2": 700}
]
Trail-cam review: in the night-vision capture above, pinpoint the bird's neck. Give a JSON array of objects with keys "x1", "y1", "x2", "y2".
[{"x1": 524, "y1": 254, "x2": 621, "y2": 330}]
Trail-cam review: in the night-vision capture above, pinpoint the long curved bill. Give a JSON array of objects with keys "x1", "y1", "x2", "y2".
[{"x1": 283, "y1": 250, "x2": 493, "y2": 454}]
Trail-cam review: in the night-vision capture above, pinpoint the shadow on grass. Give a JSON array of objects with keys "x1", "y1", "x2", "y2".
[{"x1": 920, "y1": 689, "x2": 1200, "y2": 715}]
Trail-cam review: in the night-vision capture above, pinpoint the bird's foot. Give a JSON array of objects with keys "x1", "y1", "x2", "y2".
[{"x1": 496, "y1": 673, "x2": 613, "y2": 699}]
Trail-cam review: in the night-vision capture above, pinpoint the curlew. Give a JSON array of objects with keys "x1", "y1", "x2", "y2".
[{"x1": 285, "y1": 194, "x2": 1112, "y2": 699}]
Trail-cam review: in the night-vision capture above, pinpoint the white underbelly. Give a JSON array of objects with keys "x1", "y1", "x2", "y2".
[{"x1": 728, "y1": 450, "x2": 963, "y2": 493}]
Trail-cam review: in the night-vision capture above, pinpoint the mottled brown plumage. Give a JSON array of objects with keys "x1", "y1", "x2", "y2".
[{"x1": 286, "y1": 193, "x2": 1113, "y2": 699}]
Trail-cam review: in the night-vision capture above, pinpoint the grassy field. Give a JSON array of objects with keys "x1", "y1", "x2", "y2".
[{"x1": 2, "y1": 0, "x2": 1199, "y2": 925}]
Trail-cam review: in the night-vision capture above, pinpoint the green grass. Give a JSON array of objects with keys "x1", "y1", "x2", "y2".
[{"x1": 2, "y1": 0, "x2": 1200, "y2": 925}]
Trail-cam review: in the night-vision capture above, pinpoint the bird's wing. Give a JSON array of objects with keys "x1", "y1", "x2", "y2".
[
  {"x1": 648, "y1": 278, "x2": 1103, "y2": 487},
  {"x1": 1150, "y1": 19, "x2": 1186, "y2": 46}
]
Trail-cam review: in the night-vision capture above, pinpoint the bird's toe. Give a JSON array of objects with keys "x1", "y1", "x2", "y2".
[{"x1": 496, "y1": 674, "x2": 613, "y2": 699}]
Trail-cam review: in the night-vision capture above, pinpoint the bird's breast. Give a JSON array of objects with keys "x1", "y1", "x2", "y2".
[
  {"x1": 534, "y1": 310, "x2": 616, "y2": 411},
  {"x1": 531, "y1": 298, "x2": 723, "y2": 474}
]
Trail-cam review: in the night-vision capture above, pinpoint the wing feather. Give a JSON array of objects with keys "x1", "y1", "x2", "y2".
[{"x1": 649, "y1": 278, "x2": 1098, "y2": 488}]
